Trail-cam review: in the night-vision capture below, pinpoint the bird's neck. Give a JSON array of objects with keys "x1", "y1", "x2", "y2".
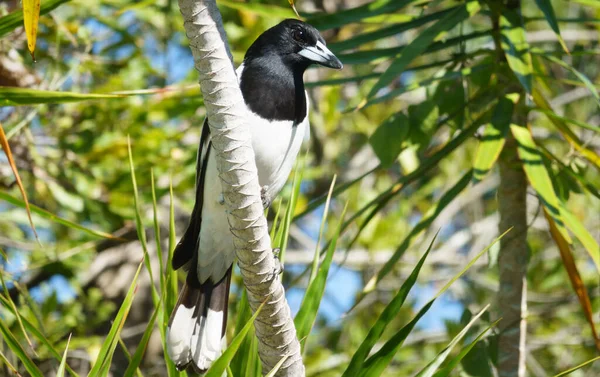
[{"x1": 240, "y1": 56, "x2": 307, "y2": 125}]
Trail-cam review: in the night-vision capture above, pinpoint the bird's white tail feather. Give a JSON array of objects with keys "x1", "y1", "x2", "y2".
[{"x1": 167, "y1": 270, "x2": 231, "y2": 373}]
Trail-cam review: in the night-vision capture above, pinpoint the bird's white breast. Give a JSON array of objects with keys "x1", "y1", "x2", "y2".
[{"x1": 196, "y1": 64, "x2": 309, "y2": 283}]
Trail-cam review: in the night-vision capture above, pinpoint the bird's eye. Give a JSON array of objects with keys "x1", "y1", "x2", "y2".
[{"x1": 292, "y1": 29, "x2": 306, "y2": 43}]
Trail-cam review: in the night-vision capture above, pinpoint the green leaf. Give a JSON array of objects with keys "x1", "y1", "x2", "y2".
[
  {"x1": 88, "y1": 262, "x2": 144, "y2": 376},
  {"x1": 0, "y1": 191, "x2": 116, "y2": 239},
  {"x1": 230, "y1": 290, "x2": 260, "y2": 377},
  {"x1": 205, "y1": 299, "x2": 267, "y2": 377},
  {"x1": 500, "y1": 9, "x2": 533, "y2": 94},
  {"x1": 218, "y1": 0, "x2": 297, "y2": 20},
  {"x1": 534, "y1": 0, "x2": 569, "y2": 53},
  {"x1": 369, "y1": 113, "x2": 409, "y2": 167},
  {"x1": 559, "y1": 203, "x2": 600, "y2": 272},
  {"x1": 433, "y1": 320, "x2": 500, "y2": 377},
  {"x1": 363, "y1": 171, "x2": 472, "y2": 295},
  {"x1": 264, "y1": 355, "x2": 289, "y2": 377},
  {"x1": 0, "y1": 86, "x2": 123, "y2": 105},
  {"x1": 362, "y1": 1, "x2": 481, "y2": 105},
  {"x1": 473, "y1": 94, "x2": 518, "y2": 182},
  {"x1": 510, "y1": 124, "x2": 572, "y2": 243},
  {"x1": 123, "y1": 299, "x2": 161, "y2": 377},
  {"x1": 307, "y1": 0, "x2": 415, "y2": 31},
  {"x1": 359, "y1": 231, "x2": 508, "y2": 377},
  {"x1": 0, "y1": 0, "x2": 70, "y2": 37},
  {"x1": 415, "y1": 305, "x2": 490, "y2": 377},
  {"x1": 295, "y1": 200, "x2": 347, "y2": 350},
  {"x1": 341, "y1": 233, "x2": 437, "y2": 377},
  {"x1": 0, "y1": 315, "x2": 44, "y2": 377},
  {"x1": 310, "y1": 176, "x2": 338, "y2": 283},
  {"x1": 531, "y1": 108, "x2": 600, "y2": 134},
  {"x1": 56, "y1": 334, "x2": 72, "y2": 377},
  {"x1": 553, "y1": 356, "x2": 600, "y2": 377}
]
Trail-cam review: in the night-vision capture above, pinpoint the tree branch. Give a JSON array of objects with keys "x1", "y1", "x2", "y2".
[{"x1": 176, "y1": 0, "x2": 305, "y2": 375}]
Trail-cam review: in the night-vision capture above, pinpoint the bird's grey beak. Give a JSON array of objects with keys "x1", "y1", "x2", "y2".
[{"x1": 298, "y1": 41, "x2": 343, "y2": 69}]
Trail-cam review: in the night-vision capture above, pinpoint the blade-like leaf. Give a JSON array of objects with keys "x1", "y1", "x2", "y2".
[
  {"x1": 559, "y1": 203, "x2": 600, "y2": 272},
  {"x1": 473, "y1": 94, "x2": 519, "y2": 182},
  {"x1": 0, "y1": 316, "x2": 44, "y2": 377},
  {"x1": 230, "y1": 290, "x2": 260, "y2": 377},
  {"x1": 500, "y1": 9, "x2": 533, "y2": 94},
  {"x1": 307, "y1": 0, "x2": 414, "y2": 31},
  {"x1": 544, "y1": 210, "x2": 600, "y2": 351},
  {"x1": 288, "y1": 0, "x2": 300, "y2": 18},
  {"x1": 218, "y1": 0, "x2": 297, "y2": 19},
  {"x1": 363, "y1": 171, "x2": 473, "y2": 295},
  {"x1": 0, "y1": 86, "x2": 123, "y2": 105},
  {"x1": 295, "y1": 201, "x2": 347, "y2": 350},
  {"x1": 341, "y1": 232, "x2": 438, "y2": 377},
  {"x1": 0, "y1": 0, "x2": 70, "y2": 37},
  {"x1": 265, "y1": 355, "x2": 289, "y2": 377},
  {"x1": 358, "y1": 230, "x2": 509, "y2": 377},
  {"x1": 510, "y1": 124, "x2": 572, "y2": 243},
  {"x1": 22, "y1": 0, "x2": 41, "y2": 58},
  {"x1": 56, "y1": 334, "x2": 72, "y2": 377},
  {"x1": 415, "y1": 305, "x2": 490, "y2": 377},
  {"x1": 0, "y1": 191, "x2": 116, "y2": 239},
  {"x1": 205, "y1": 299, "x2": 267, "y2": 377},
  {"x1": 310, "y1": 175, "x2": 337, "y2": 283},
  {"x1": 362, "y1": 1, "x2": 481, "y2": 105},
  {"x1": 0, "y1": 269, "x2": 35, "y2": 353},
  {"x1": 432, "y1": 319, "x2": 501, "y2": 377},
  {"x1": 88, "y1": 261, "x2": 144, "y2": 376},
  {"x1": 534, "y1": 0, "x2": 569, "y2": 53},
  {"x1": 123, "y1": 299, "x2": 161, "y2": 377},
  {"x1": 553, "y1": 356, "x2": 600, "y2": 377},
  {"x1": 0, "y1": 123, "x2": 39, "y2": 242}
]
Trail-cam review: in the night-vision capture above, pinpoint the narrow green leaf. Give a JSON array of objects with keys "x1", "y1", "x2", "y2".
[
  {"x1": 123, "y1": 299, "x2": 161, "y2": 377},
  {"x1": 0, "y1": 0, "x2": 70, "y2": 37},
  {"x1": 151, "y1": 169, "x2": 166, "y2": 294},
  {"x1": 231, "y1": 290, "x2": 258, "y2": 377},
  {"x1": 510, "y1": 124, "x2": 572, "y2": 243},
  {"x1": 88, "y1": 262, "x2": 144, "y2": 376},
  {"x1": 307, "y1": 0, "x2": 414, "y2": 31},
  {"x1": 415, "y1": 305, "x2": 490, "y2": 377},
  {"x1": 553, "y1": 356, "x2": 600, "y2": 377},
  {"x1": 341, "y1": 232, "x2": 437, "y2": 377},
  {"x1": 531, "y1": 108, "x2": 600, "y2": 134},
  {"x1": 0, "y1": 269, "x2": 35, "y2": 354},
  {"x1": 0, "y1": 191, "x2": 116, "y2": 239},
  {"x1": 363, "y1": 171, "x2": 472, "y2": 295},
  {"x1": 363, "y1": 1, "x2": 481, "y2": 105},
  {"x1": 0, "y1": 349, "x2": 21, "y2": 376},
  {"x1": 56, "y1": 334, "x2": 72, "y2": 377},
  {"x1": 265, "y1": 355, "x2": 289, "y2": 377},
  {"x1": 500, "y1": 9, "x2": 533, "y2": 93},
  {"x1": 0, "y1": 316, "x2": 44, "y2": 377},
  {"x1": 369, "y1": 113, "x2": 409, "y2": 167},
  {"x1": 218, "y1": 0, "x2": 297, "y2": 19},
  {"x1": 534, "y1": 0, "x2": 569, "y2": 53},
  {"x1": 295, "y1": 201, "x2": 347, "y2": 350},
  {"x1": 559, "y1": 203, "x2": 600, "y2": 272},
  {"x1": 310, "y1": 175, "x2": 337, "y2": 283},
  {"x1": 205, "y1": 300, "x2": 267, "y2": 377},
  {"x1": 0, "y1": 86, "x2": 123, "y2": 105},
  {"x1": 473, "y1": 94, "x2": 518, "y2": 182},
  {"x1": 432, "y1": 319, "x2": 501, "y2": 377},
  {"x1": 359, "y1": 231, "x2": 509, "y2": 377}
]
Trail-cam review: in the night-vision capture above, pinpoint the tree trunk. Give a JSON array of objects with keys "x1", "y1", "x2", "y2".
[
  {"x1": 497, "y1": 131, "x2": 528, "y2": 377},
  {"x1": 176, "y1": 0, "x2": 305, "y2": 375}
]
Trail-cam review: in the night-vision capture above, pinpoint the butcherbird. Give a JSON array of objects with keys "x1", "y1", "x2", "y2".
[{"x1": 166, "y1": 19, "x2": 342, "y2": 373}]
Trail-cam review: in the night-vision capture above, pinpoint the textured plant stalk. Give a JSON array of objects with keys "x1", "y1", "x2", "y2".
[
  {"x1": 497, "y1": 132, "x2": 528, "y2": 377},
  {"x1": 177, "y1": 0, "x2": 305, "y2": 375}
]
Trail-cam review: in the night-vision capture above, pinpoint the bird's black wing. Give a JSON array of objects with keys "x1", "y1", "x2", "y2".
[{"x1": 172, "y1": 118, "x2": 211, "y2": 271}]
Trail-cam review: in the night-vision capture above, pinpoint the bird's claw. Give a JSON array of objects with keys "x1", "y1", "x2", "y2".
[{"x1": 261, "y1": 186, "x2": 271, "y2": 209}]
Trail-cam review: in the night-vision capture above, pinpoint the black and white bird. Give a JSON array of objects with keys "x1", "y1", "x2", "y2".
[{"x1": 166, "y1": 19, "x2": 342, "y2": 373}]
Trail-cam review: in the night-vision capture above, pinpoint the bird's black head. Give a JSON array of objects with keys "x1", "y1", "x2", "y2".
[{"x1": 245, "y1": 19, "x2": 343, "y2": 71}]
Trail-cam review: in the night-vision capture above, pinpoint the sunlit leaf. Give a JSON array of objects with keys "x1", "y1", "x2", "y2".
[
  {"x1": 22, "y1": 0, "x2": 40, "y2": 58},
  {"x1": 559, "y1": 203, "x2": 600, "y2": 272},
  {"x1": 500, "y1": 9, "x2": 533, "y2": 93},
  {"x1": 553, "y1": 356, "x2": 600, "y2": 377},
  {"x1": 123, "y1": 298, "x2": 161, "y2": 377},
  {"x1": 56, "y1": 334, "x2": 72, "y2": 377},
  {"x1": 218, "y1": 0, "x2": 297, "y2": 19},
  {"x1": 0, "y1": 122, "x2": 38, "y2": 242},
  {"x1": 510, "y1": 124, "x2": 572, "y2": 243},
  {"x1": 0, "y1": 86, "x2": 123, "y2": 105},
  {"x1": 0, "y1": 314, "x2": 44, "y2": 377},
  {"x1": 362, "y1": 1, "x2": 481, "y2": 106},
  {"x1": 0, "y1": 0, "x2": 70, "y2": 38},
  {"x1": 544, "y1": 210, "x2": 600, "y2": 351},
  {"x1": 534, "y1": 0, "x2": 569, "y2": 53},
  {"x1": 473, "y1": 94, "x2": 519, "y2": 182}
]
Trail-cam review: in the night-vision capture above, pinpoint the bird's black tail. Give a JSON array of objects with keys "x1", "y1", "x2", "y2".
[{"x1": 166, "y1": 267, "x2": 231, "y2": 373}]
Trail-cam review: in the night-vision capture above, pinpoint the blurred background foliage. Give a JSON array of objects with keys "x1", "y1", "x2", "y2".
[{"x1": 1, "y1": 0, "x2": 599, "y2": 376}]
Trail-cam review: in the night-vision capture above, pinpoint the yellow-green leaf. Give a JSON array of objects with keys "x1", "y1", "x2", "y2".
[
  {"x1": 22, "y1": 0, "x2": 41, "y2": 58},
  {"x1": 559, "y1": 203, "x2": 600, "y2": 272},
  {"x1": 472, "y1": 94, "x2": 518, "y2": 182},
  {"x1": 510, "y1": 124, "x2": 572, "y2": 243},
  {"x1": 534, "y1": 0, "x2": 569, "y2": 54},
  {"x1": 0, "y1": 86, "x2": 123, "y2": 106},
  {"x1": 500, "y1": 9, "x2": 533, "y2": 94}
]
